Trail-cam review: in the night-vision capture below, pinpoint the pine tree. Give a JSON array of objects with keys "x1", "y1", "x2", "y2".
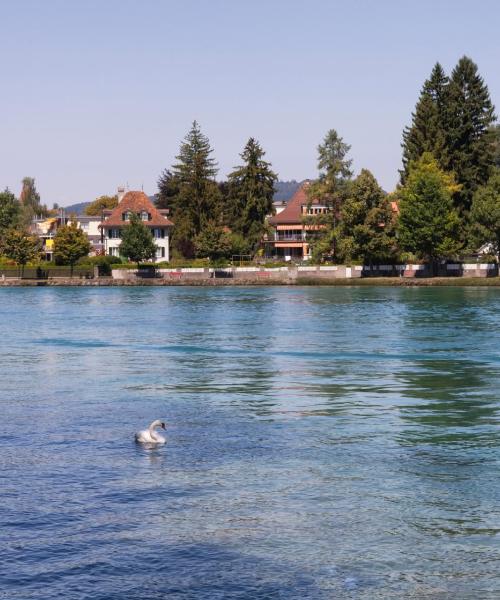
[
  {"x1": 316, "y1": 129, "x2": 353, "y2": 193},
  {"x1": 226, "y1": 138, "x2": 277, "y2": 247},
  {"x1": 401, "y1": 63, "x2": 449, "y2": 182},
  {"x1": 306, "y1": 129, "x2": 353, "y2": 262},
  {"x1": 162, "y1": 121, "x2": 222, "y2": 257},
  {"x1": 446, "y1": 56, "x2": 496, "y2": 214},
  {"x1": 491, "y1": 124, "x2": 500, "y2": 169},
  {"x1": 155, "y1": 169, "x2": 181, "y2": 212}
]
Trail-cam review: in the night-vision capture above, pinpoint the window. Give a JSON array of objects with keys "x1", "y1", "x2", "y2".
[
  {"x1": 108, "y1": 247, "x2": 120, "y2": 257},
  {"x1": 141, "y1": 211, "x2": 150, "y2": 221},
  {"x1": 155, "y1": 246, "x2": 165, "y2": 258},
  {"x1": 153, "y1": 228, "x2": 165, "y2": 239},
  {"x1": 305, "y1": 206, "x2": 328, "y2": 215},
  {"x1": 108, "y1": 228, "x2": 120, "y2": 239}
]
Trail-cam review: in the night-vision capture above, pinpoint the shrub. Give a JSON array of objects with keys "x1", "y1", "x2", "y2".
[{"x1": 77, "y1": 255, "x2": 123, "y2": 276}]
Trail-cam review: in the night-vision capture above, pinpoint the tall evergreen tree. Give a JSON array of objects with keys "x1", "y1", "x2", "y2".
[
  {"x1": 161, "y1": 121, "x2": 221, "y2": 257},
  {"x1": 401, "y1": 63, "x2": 449, "y2": 182},
  {"x1": 489, "y1": 124, "x2": 500, "y2": 169},
  {"x1": 446, "y1": 56, "x2": 496, "y2": 213},
  {"x1": 226, "y1": 138, "x2": 277, "y2": 246},
  {"x1": 316, "y1": 129, "x2": 353, "y2": 195},
  {"x1": 306, "y1": 129, "x2": 353, "y2": 262},
  {"x1": 155, "y1": 169, "x2": 181, "y2": 211}
]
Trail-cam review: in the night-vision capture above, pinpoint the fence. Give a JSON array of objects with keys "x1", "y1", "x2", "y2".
[{"x1": 0, "y1": 267, "x2": 94, "y2": 279}]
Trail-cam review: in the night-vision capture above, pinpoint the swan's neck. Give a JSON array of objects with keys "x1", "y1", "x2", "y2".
[{"x1": 148, "y1": 424, "x2": 160, "y2": 441}]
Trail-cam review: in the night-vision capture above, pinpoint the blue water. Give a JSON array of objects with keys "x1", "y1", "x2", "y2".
[{"x1": 1, "y1": 286, "x2": 500, "y2": 599}]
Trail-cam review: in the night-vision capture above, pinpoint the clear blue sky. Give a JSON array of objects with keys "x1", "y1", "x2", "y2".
[{"x1": 1, "y1": 0, "x2": 499, "y2": 206}]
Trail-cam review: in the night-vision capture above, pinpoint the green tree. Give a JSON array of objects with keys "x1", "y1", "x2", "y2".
[
  {"x1": 306, "y1": 129, "x2": 353, "y2": 262},
  {"x1": 226, "y1": 138, "x2": 277, "y2": 248},
  {"x1": 19, "y1": 176, "x2": 41, "y2": 208},
  {"x1": 53, "y1": 221, "x2": 92, "y2": 276},
  {"x1": 490, "y1": 124, "x2": 500, "y2": 169},
  {"x1": 119, "y1": 213, "x2": 157, "y2": 267},
  {"x1": 470, "y1": 169, "x2": 500, "y2": 256},
  {"x1": 155, "y1": 169, "x2": 181, "y2": 211},
  {"x1": 19, "y1": 177, "x2": 48, "y2": 224},
  {"x1": 401, "y1": 63, "x2": 449, "y2": 182},
  {"x1": 0, "y1": 188, "x2": 21, "y2": 233},
  {"x1": 84, "y1": 195, "x2": 118, "y2": 216},
  {"x1": 398, "y1": 153, "x2": 461, "y2": 270},
  {"x1": 193, "y1": 221, "x2": 233, "y2": 261},
  {"x1": 446, "y1": 56, "x2": 496, "y2": 214},
  {"x1": 166, "y1": 121, "x2": 222, "y2": 257},
  {"x1": 316, "y1": 129, "x2": 353, "y2": 189},
  {"x1": 1, "y1": 229, "x2": 41, "y2": 276},
  {"x1": 338, "y1": 169, "x2": 396, "y2": 264}
]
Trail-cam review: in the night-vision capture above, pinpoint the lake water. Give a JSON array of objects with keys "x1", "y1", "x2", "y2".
[{"x1": 1, "y1": 286, "x2": 500, "y2": 599}]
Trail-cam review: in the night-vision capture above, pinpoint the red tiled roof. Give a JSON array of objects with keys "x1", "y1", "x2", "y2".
[
  {"x1": 268, "y1": 183, "x2": 321, "y2": 225},
  {"x1": 102, "y1": 191, "x2": 173, "y2": 227}
]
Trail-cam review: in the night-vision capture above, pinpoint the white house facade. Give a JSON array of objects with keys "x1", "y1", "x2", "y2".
[{"x1": 101, "y1": 191, "x2": 173, "y2": 262}]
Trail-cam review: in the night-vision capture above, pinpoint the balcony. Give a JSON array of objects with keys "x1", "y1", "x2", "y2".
[{"x1": 274, "y1": 234, "x2": 306, "y2": 242}]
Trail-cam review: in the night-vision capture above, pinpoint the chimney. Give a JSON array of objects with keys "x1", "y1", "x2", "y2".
[{"x1": 117, "y1": 186, "x2": 126, "y2": 202}]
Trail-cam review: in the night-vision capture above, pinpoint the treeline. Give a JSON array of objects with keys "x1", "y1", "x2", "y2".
[
  {"x1": 155, "y1": 121, "x2": 277, "y2": 259},
  {"x1": 1, "y1": 54, "x2": 499, "y2": 270},
  {"x1": 0, "y1": 178, "x2": 49, "y2": 273},
  {"x1": 305, "y1": 55, "x2": 500, "y2": 266},
  {"x1": 0, "y1": 177, "x2": 49, "y2": 232},
  {"x1": 0, "y1": 177, "x2": 92, "y2": 275}
]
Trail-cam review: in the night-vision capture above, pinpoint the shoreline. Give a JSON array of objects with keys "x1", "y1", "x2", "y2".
[{"x1": 2, "y1": 277, "x2": 500, "y2": 287}]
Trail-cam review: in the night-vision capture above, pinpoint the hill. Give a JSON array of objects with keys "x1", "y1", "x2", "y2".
[
  {"x1": 63, "y1": 201, "x2": 90, "y2": 215},
  {"x1": 273, "y1": 180, "x2": 302, "y2": 201}
]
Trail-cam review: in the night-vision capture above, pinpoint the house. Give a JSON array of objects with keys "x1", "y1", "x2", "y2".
[
  {"x1": 100, "y1": 191, "x2": 173, "y2": 262},
  {"x1": 75, "y1": 215, "x2": 105, "y2": 255},
  {"x1": 265, "y1": 182, "x2": 329, "y2": 261},
  {"x1": 30, "y1": 216, "x2": 60, "y2": 261},
  {"x1": 31, "y1": 211, "x2": 105, "y2": 259}
]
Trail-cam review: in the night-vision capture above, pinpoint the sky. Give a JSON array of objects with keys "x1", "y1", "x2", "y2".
[{"x1": 0, "y1": 0, "x2": 499, "y2": 206}]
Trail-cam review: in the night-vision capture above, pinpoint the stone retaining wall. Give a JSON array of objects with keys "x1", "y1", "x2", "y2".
[
  {"x1": 1, "y1": 264, "x2": 497, "y2": 286},
  {"x1": 110, "y1": 264, "x2": 498, "y2": 282}
]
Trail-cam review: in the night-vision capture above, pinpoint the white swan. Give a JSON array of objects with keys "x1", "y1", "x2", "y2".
[{"x1": 135, "y1": 420, "x2": 167, "y2": 444}]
